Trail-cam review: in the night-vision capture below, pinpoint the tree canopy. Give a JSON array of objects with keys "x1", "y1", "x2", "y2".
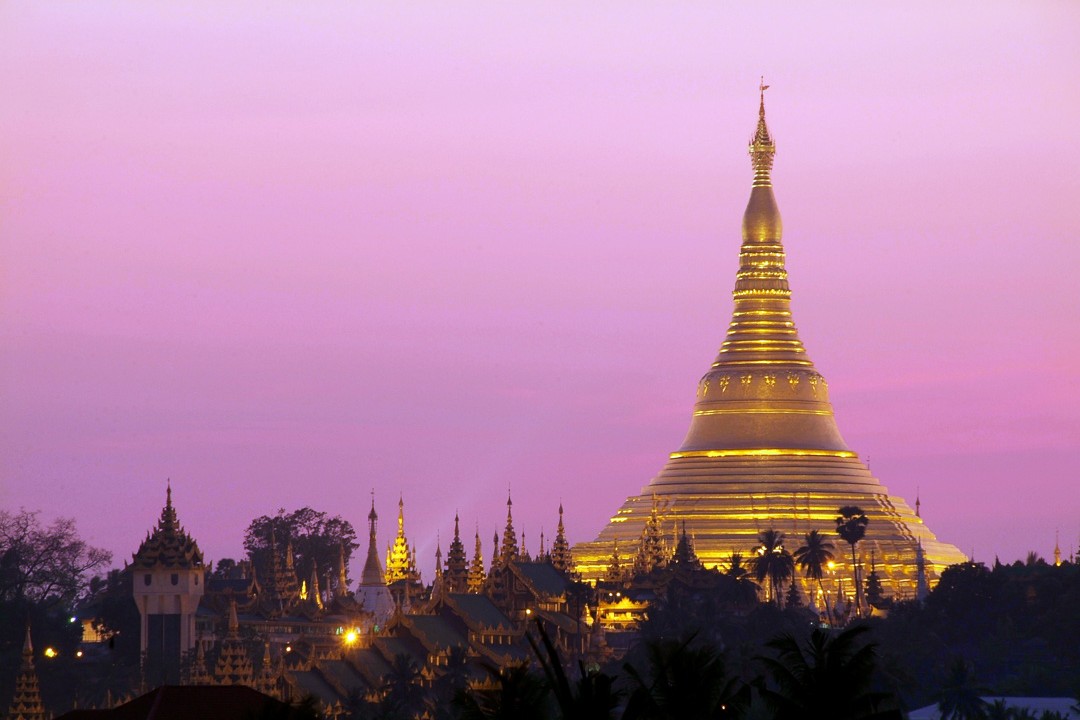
[
  {"x1": 0, "y1": 509, "x2": 111, "y2": 607},
  {"x1": 243, "y1": 507, "x2": 358, "y2": 588}
]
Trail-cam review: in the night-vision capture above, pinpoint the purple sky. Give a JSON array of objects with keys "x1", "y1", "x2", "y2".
[{"x1": 2, "y1": 3, "x2": 1078, "y2": 582}]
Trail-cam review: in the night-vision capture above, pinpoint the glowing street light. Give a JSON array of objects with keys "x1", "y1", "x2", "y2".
[{"x1": 44, "y1": 647, "x2": 58, "y2": 658}]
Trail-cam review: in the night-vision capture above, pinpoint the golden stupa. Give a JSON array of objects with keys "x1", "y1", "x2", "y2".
[{"x1": 573, "y1": 86, "x2": 966, "y2": 595}]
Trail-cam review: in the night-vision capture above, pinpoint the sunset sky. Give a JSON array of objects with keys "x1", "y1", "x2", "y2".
[{"x1": 2, "y1": 2, "x2": 1078, "y2": 580}]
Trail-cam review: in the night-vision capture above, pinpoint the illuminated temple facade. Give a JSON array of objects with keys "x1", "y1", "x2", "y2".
[{"x1": 573, "y1": 89, "x2": 967, "y2": 593}]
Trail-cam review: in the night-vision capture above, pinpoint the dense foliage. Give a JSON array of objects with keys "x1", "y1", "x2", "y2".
[{"x1": 243, "y1": 507, "x2": 359, "y2": 588}]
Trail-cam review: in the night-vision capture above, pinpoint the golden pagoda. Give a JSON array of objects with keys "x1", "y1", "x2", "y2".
[
  {"x1": 573, "y1": 84, "x2": 966, "y2": 595},
  {"x1": 385, "y1": 496, "x2": 420, "y2": 585}
]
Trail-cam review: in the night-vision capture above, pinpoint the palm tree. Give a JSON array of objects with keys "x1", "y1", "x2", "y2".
[
  {"x1": 455, "y1": 662, "x2": 551, "y2": 720},
  {"x1": 835, "y1": 507, "x2": 869, "y2": 616},
  {"x1": 431, "y1": 645, "x2": 472, "y2": 720},
  {"x1": 937, "y1": 658, "x2": 988, "y2": 720},
  {"x1": 380, "y1": 653, "x2": 427, "y2": 720},
  {"x1": 720, "y1": 551, "x2": 760, "y2": 609},
  {"x1": 622, "y1": 634, "x2": 740, "y2": 720},
  {"x1": 528, "y1": 619, "x2": 621, "y2": 720},
  {"x1": 751, "y1": 529, "x2": 795, "y2": 607},
  {"x1": 756, "y1": 624, "x2": 902, "y2": 720},
  {"x1": 793, "y1": 530, "x2": 835, "y2": 621}
]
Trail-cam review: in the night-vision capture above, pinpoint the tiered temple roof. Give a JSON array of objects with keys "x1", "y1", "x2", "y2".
[{"x1": 132, "y1": 483, "x2": 204, "y2": 570}]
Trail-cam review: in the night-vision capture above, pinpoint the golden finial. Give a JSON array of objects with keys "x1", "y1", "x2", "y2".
[{"x1": 749, "y1": 78, "x2": 776, "y2": 187}]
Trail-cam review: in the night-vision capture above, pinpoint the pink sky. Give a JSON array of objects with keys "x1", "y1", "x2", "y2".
[{"x1": 2, "y1": 2, "x2": 1079, "y2": 581}]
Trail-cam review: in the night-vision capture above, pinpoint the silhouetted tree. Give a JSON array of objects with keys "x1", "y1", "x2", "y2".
[
  {"x1": 528, "y1": 619, "x2": 620, "y2": 720},
  {"x1": 623, "y1": 633, "x2": 739, "y2": 720},
  {"x1": 835, "y1": 507, "x2": 869, "y2": 617},
  {"x1": 0, "y1": 509, "x2": 111, "y2": 606},
  {"x1": 455, "y1": 662, "x2": 551, "y2": 720},
  {"x1": 937, "y1": 657, "x2": 988, "y2": 720},
  {"x1": 793, "y1": 530, "x2": 835, "y2": 619},
  {"x1": 750, "y1": 529, "x2": 794, "y2": 607},
  {"x1": 756, "y1": 624, "x2": 901, "y2": 720}
]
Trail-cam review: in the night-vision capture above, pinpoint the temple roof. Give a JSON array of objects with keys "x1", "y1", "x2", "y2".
[
  {"x1": 132, "y1": 484, "x2": 204, "y2": 570},
  {"x1": 510, "y1": 561, "x2": 571, "y2": 597},
  {"x1": 444, "y1": 593, "x2": 515, "y2": 633}
]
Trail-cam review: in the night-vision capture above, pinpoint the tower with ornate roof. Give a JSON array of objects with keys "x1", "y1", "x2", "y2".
[
  {"x1": 132, "y1": 483, "x2": 205, "y2": 686},
  {"x1": 6, "y1": 626, "x2": 45, "y2": 720},
  {"x1": 573, "y1": 85, "x2": 966, "y2": 593}
]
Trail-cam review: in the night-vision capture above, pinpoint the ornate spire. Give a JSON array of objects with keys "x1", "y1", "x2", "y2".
[
  {"x1": 671, "y1": 522, "x2": 703, "y2": 569},
  {"x1": 262, "y1": 527, "x2": 299, "y2": 614},
  {"x1": 749, "y1": 77, "x2": 776, "y2": 188},
  {"x1": 520, "y1": 529, "x2": 531, "y2": 562},
  {"x1": 385, "y1": 496, "x2": 419, "y2": 585},
  {"x1": 337, "y1": 541, "x2": 351, "y2": 597},
  {"x1": 213, "y1": 600, "x2": 254, "y2": 686},
  {"x1": 500, "y1": 492, "x2": 519, "y2": 565},
  {"x1": 633, "y1": 495, "x2": 666, "y2": 576},
  {"x1": 162, "y1": 479, "x2": 178, "y2": 532},
  {"x1": 7, "y1": 626, "x2": 45, "y2": 720},
  {"x1": 254, "y1": 642, "x2": 278, "y2": 697},
  {"x1": 188, "y1": 634, "x2": 211, "y2": 685},
  {"x1": 309, "y1": 566, "x2": 324, "y2": 610},
  {"x1": 360, "y1": 495, "x2": 385, "y2": 587},
  {"x1": 445, "y1": 513, "x2": 469, "y2": 593},
  {"x1": 550, "y1": 503, "x2": 573, "y2": 574},
  {"x1": 1054, "y1": 529, "x2": 1062, "y2": 567},
  {"x1": 467, "y1": 527, "x2": 486, "y2": 592},
  {"x1": 606, "y1": 539, "x2": 624, "y2": 583}
]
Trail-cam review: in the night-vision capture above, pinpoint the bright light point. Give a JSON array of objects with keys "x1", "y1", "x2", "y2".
[
  {"x1": 343, "y1": 630, "x2": 358, "y2": 645},
  {"x1": 44, "y1": 647, "x2": 58, "y2": 658},
  {"x1": 76, "y1": 650, "x2": 84, "y2": 658}
]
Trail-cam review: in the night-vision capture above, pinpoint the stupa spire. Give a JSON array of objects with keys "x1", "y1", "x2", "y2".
[
  {"x1": 573, "y1": 84, "x2": 966, "y2": 593},
  {"x1": 467, "y1": 526, "x2": 486, "y2": 592},
  {"x1": 385, "y1": 495, "x2": 418, "y2": 585},
  {"x1": 161, "y1": 480, "x2": 178, "y2": 532},
  {"x1": 677, "y1": 81, "x2": 846, "y2": 454},
  {"x1": 750, "y1": 77, "x2": 775, "y2": 187},
  {"x1": 551, "y1": 503, "x2": 573, "y2": 574},
  {"x1": 361, "y1": 494, "x2": 384, "y2": 586},
  {"x1": 500, "y1": 491, "x2": 519, "y2": 565}
]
